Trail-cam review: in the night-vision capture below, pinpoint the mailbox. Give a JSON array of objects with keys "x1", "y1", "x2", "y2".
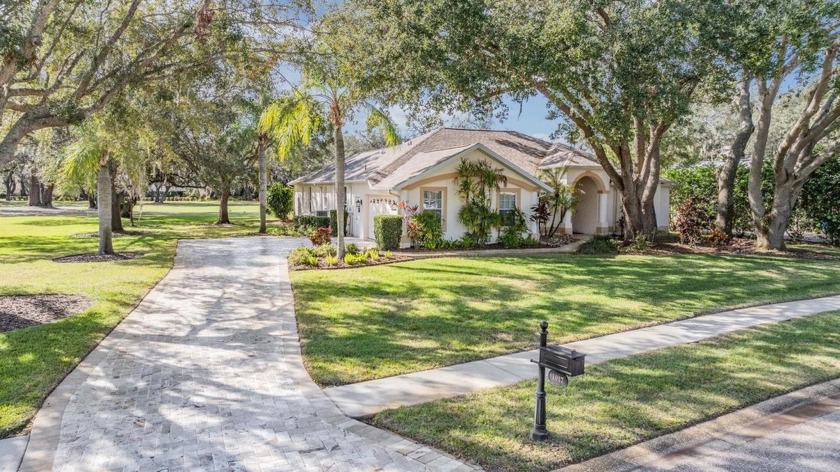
[{"x1": 538, "y1": 345, "x2": 585, "y2": 377}]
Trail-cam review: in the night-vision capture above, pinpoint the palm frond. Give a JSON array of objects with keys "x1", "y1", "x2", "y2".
[
  {"x1": 260, "y1": 91, "x2": 324, "y2": 161},
  {"x1": 365, "y1": 105, "x2": 401, "y2": 147}
]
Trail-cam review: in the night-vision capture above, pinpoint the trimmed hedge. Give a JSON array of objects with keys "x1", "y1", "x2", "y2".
[
  {"x1": 374, "y1": 215, "x2": 403, "y2": 250},
  {"x1": 267, "y1": 183, "x2": 294, "y2": 219},
  {"x1": 329, "y1": 209, "x2": 350, "y2": 236},
  {"x1": 295, "y1": 215, "x2": 330, "y2": 228}
]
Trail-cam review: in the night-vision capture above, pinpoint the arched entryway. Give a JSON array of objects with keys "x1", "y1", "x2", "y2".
[{"x1": 572, "y1": 176, "x2": 600, "y2": 234}]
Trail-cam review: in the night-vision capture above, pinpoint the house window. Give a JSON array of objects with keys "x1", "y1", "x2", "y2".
[
  {"x1": 423, "y1": 190, "x2": 443, "y2": 224},
  {"x1": 499, "y1": 192, "x2": 517, "y2": 226}
]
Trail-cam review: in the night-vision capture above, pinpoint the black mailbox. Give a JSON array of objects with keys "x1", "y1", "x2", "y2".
[{"x1": 538, "y1": 345, "x2": 585, "y2": 377}]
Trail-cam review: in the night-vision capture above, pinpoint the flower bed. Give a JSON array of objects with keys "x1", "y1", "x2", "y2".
[{"x1": 288, "y1": 244, "x2": 411, "y2": 270}]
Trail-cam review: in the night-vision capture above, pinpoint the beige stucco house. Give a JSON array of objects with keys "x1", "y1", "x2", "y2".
[{"x1": 290, "y1": 128, "x2": 672, "y2": 242}]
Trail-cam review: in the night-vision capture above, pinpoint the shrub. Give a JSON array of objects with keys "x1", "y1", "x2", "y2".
[
  {"x1": 325, "y1": 254, "x2": 339, "y2": 266},
  {"x1": 366, "y1": 249, "x2": 380, "y2": 261},
  {"x1": 673, "y1": 198, "x2": 709, "y2": 245},
  {"x1": 289, "y1": 246, "x2": 317, "y2": 266},
  {"x1": 497, "y1": 207, "x2": 530, "y2": 248},
  {"x1": 801, "y1": 156, "x2": 840, "y2": 246},
  {"x1": 343, "y1": 253, "x2": 364, "y2": 266},
  {"x1": 267, "y1": 184, "x2": 294, "y2": 220},
  {"x1": 345, "y1": 243, "x2": 361, "y2": 255},
  {"x1": 309, "y1": 227, "x2": 331, "y2": 246},
  {"x1": 295, "y1": 215, "x2": 330, "y2": 229},
  {"x1": 409, "y1": 212, "x2": 443, "y2": 248},
  {"x1": 577, "y1": 235, "x2": 620, "y2": 254},
  {"x1": 329, "y1": 209, "x2": 350, "y2": 236},
  {"x1": 708, "y1": 228, "x2": 730, "y2": 248},
  {"x1": 374, "y1": 214, "x2": 403, "y2": 250},
  {"x1": 384, "y1": 251, "x2": 393, "y2": 259},
  {"x1": 313, "y1": 243, "x2": 336, "y2": 258}
]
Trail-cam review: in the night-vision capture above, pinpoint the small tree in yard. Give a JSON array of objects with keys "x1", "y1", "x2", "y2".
[
  {"x1": 454, "y1": 159, "x2": 505, "y2": 245},
  {"x1": 267, "y1": 183, "x2": 295, "y2": 220},
  {"x1": 532, "y1": 167, "x2": 578, "y2": 238}
]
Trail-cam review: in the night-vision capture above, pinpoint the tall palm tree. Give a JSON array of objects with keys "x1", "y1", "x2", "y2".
[
  {"x1": 259, "y1": 82, "x2": 399, "y2": 258},
  {"x1": 62, "y1": 123, "x2": 116, "y2": 255}
]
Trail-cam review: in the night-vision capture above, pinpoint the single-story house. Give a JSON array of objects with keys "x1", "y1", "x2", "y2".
[{"x1": 290, "y1": 128, "x2": 672, "y2": 242}]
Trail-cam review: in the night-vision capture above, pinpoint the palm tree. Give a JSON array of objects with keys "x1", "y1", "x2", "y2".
[
  {"x1": 259, "y1": 82, "x2": 399, "y2": 258},
  {"x1": 62, "y1": 123, "x2": 117, "y2": 255}
]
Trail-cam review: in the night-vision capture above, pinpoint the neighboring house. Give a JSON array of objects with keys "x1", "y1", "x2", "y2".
[{"x1": 290, "y1": 128, "x2": 673, "y2": 242}]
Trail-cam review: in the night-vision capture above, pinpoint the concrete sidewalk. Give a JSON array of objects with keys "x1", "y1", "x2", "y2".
[{"x1": 325, "y1": 295, "x2": 840, "y2": 417}]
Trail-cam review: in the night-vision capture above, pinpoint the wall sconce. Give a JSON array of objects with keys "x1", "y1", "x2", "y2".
[
  {"x1": 355, "y1": 196, "x2": 363, "y2": 213},
  {"x1": 390, "y1": 200, "x2": 398, "y2": 211}
]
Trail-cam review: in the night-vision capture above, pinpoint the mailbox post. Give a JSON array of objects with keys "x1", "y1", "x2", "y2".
[
  {"x1": 530, "y1": 320, "x2": 586, "y2": 442},
  {"x1": 530, "y1": 321, "x2": 550, "y2": 441}
]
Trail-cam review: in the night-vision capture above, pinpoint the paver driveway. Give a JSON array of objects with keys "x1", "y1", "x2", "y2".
[{"x1": 19, "y1": 237, "x2": 474, "y2": 472}]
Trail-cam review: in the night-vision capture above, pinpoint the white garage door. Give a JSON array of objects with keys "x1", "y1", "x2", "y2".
[{"x1": 367, "y1": 196, "x2": 399, "y2": 239}]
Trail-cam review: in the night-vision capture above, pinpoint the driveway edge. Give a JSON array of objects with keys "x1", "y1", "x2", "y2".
[{"x1": 557, "y1": 377, "x2": 840, "y2": 471}]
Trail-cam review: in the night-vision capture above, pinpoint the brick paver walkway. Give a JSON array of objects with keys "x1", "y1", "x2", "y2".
[{"x1": 19, "y1": 237, "x2": 476, "y2": 472}]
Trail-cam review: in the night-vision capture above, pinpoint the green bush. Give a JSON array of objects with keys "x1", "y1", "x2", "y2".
[
  {"x1": 313, "y1": 243, "x2": 336, "y2": 258},
  {"x1": 267, "y1": 184, "x2": 294, "y2": 219},
  {"x1": 289, "y1": 246, "x2": 317, "y2": 266},
  {"x1": 577, "y1": 235, "x2": 620, "y2": 254},
  {"x1": 497, "y1": 208, "x2": 531, "y2": 248},
  {"x1": 801, "y1": 156, "x2": 840, "y2": 246},
  {"x1": 329, "y1": 209, "x2": 350, "y2": 236},
  {"x1": 346, "y1": 243, "x2": 361, "y2": 255},
  {"x1": 374, "y1": 214, "x2": 403, "y2": 250},
  {"x1": 343, "y1": 253, "x2": 365, "y2": 266},
  {"x1": 410, "y1": 212, "x2": 443, "y2": 248},
  {"x1": 294, "y1": 215, "x2": 330, "y2": 229}
]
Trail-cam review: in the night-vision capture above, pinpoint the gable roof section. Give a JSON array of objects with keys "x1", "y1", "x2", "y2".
[
  {"x1": 540, "y1": 143, "x2": 601, "y2": 169},
  {"x1": 372, "y1": 143, "x2": 552, "y2": 192},
  {"x1": 290, "y1": 127, "x2": 599, "y2": 187}
]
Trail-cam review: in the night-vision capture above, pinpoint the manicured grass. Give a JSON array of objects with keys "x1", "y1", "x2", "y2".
[
  {"x1": 0, "y1": 201, "x2": 295, "y2": 438},
  {"x1": 370, "y1": 311, "x2": 840, "y2": 472},
  {"x1": 292, "y1": 251, "x2": 840, "y2": 386}
]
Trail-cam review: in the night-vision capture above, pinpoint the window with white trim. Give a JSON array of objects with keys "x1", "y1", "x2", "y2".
[
  {"x1": 499, "y1": 192, "x2": 517, "y2": 226},
  {"x1": 423, "y1": 190, "x2": 443, "y2": 225}
]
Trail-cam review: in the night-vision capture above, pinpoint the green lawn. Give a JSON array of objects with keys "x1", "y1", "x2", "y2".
[
  {"x1": 370, "y1": 311, "x2": 840, "y2": 472},
  {"x1": 0, "y1": 201, "x2": 294, "y2": 438},
  {"x1": 292, "y1": 252, "x2": 840, "y2": 386}
]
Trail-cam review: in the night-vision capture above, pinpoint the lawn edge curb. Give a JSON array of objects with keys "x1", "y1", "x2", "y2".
[{"x1": 556, "y1": 377, "x2": 840, "y2": 471}]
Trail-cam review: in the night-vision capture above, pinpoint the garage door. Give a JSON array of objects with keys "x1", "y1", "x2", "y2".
[{"x1": 368, "y1": 196, "x2": 399, "y2": 239}]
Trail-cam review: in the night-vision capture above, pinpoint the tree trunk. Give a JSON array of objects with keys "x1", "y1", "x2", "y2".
[
  {"x1": 97, "y1": 158, "x2": 115, "y2": 255},
  {"x1": 334, "y1": 121, "x2": 347, "y2": 259},
  {"x1": 4, "y1": 171, "x2": 13, "y2": 200},
  {"x1": 716, "y1": 79, "x2": 754, "y2": 237},
  {"x1": 153, "y1": 183, "x2": 162, "y2": 203},
  {"x1": 41, "y1": 184, "x2": 54, "y2": 208},
  {"x1": 28, "y1": 174, "x2": 41, "y2": 206},
  {"x1": 88, "y1": 192, "x2": 97, "y2": 209},
  {"x1": 217, "y1": 188, "x2": 231, "y2": 224},
  {"x1": 258, "y1": 136, "x2": 267, "y2": 234},
  {"x1": 111, "y1": 188, "x2": 124, "y2": 232}
]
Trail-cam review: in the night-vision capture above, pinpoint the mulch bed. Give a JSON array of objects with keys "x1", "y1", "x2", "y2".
[
  {"x1": 291, "y1": 255, "x2": 413, "y2": 271},
  {"x1": 625, "y1": 239, "x2": 837, "y2": 261},
  {"x1": 53, "y1": 252, "x2": 144, "y2": 263},
  {"x1": 0, "y1": 294, "x2": 92, "y2": 332}
]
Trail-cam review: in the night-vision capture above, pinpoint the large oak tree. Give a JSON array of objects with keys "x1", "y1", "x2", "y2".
[{"x1": 341, "y1": 0, "x2": 735, "y2": 238}]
